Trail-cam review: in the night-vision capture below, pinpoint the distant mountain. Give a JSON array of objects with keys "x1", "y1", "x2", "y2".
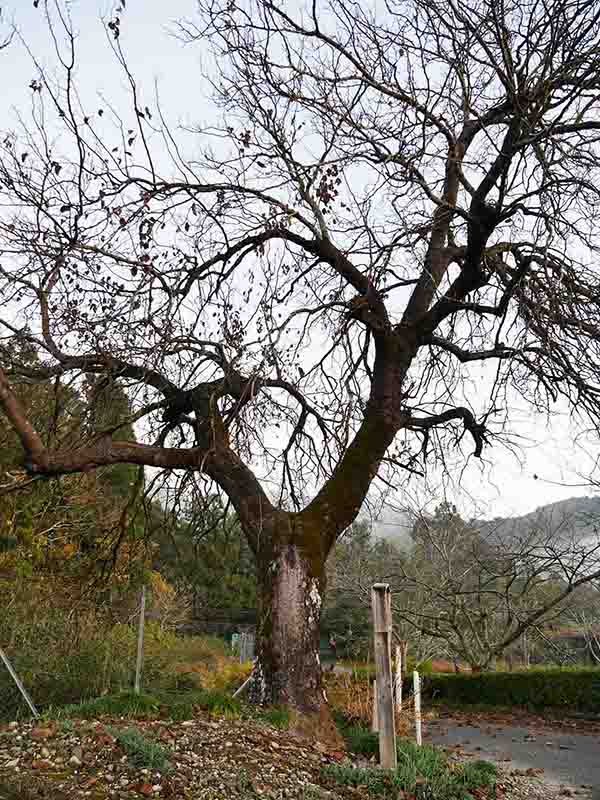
[
  {"x1": 371, "y1": 495, "x2": 600, "y2": 552},
  {"x1": 476, "y1": 495, "x2": 600, "y2": 546}
]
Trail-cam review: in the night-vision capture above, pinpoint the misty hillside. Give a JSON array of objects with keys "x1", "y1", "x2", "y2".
[
  {"x1": 477, "y1": 495, "x2": 600, "y2": 545},
  {"x1": 373, "y1": 495, "x2": 600, "y2": 549}
]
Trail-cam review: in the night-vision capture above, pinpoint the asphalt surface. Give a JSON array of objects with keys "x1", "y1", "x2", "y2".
[{"x1": 426, "y1": 719, "x2": 600, "y2": 797}]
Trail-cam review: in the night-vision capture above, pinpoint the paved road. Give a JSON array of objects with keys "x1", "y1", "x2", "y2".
[{"x1": 426, "y1": 719, "x2": 600, "y2": 797}]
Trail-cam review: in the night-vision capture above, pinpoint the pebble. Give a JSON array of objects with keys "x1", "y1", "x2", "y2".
[{"x1": 69, "y1": 754, "x2": 82, "y2": 767}]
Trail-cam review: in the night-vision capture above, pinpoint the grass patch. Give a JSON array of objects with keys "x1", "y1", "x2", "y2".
[
  {"x1": 459, "y1": 759, "x2": 498, "y2": 788},
  {"x1": 324, "y1": 751, "x2": 496, "y2": 799},
  {"x1": 328, "y1": 715, "x2": 496, "y2": 800},
  {"x1": 334, "y1": 712, "x2": 378, "y2": 757},
  {"x1": 106, "y1": 725, "x2": 171, "y2": 772},
  {"x1": 45, "y1": 688, "x2": 243, "y2": 722},
  {"x1": 47, "y1": 690, "x2": 162, "y2": 720},
  {"x1": 254, "y1": 705, "x2": 290, "y2": 728},
  {"x1": 193, "y1": 689, "x2": 243, "y2": 716}
]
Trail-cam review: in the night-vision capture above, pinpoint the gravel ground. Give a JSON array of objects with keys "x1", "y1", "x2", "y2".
[{"x1": 0, "y1": 714, "x2": 581, "y2": 800}]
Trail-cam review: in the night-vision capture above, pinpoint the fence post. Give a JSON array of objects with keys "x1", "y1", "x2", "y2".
[
  {"x1": 413, "y1": 670, "x2": 422, "y2": 746},
  {"x1": 134, "y1": 586, "x2": 146, "y2": 695},
  {"x1": 0, "y1": 645, "x2": 38, "y2": 718},
  {"x1": 371, "y1": 583, "x2": 397, "y2": 770},
  {"x1": 395, "y1": 644, "x2": 402, "y2": 711}
]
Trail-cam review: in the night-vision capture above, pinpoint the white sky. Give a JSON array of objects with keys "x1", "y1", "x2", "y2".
[{"x1": 1, "y1": 0, "x2": 598, "y2": 521}]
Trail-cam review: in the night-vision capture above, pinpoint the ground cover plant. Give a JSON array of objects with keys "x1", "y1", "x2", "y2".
[
  {"x1": 323, "y1": 737, "x2": 497, "y2": 800},
  {"x1": 105, "y1": 725, "x2": 172, "y2": 772}
]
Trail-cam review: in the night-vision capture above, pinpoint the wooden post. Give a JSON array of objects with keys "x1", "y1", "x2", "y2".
[
  {"x1": 371, "y1": 679, "x2": 379, "y2": 731},
  {"x1": 134, "y1": 586, "x2": 146, "y2": 695},
  {"x1": 395, "y1": 645, "x2": 402, "y2": 711},
  {"x1": 371, "y1": 583, "x2": 397, "y2": 770},
  {"x1": 413, "y1": 670, "x2": 422, "y2": 746},
  {"x1": 0, "y1": 645, "x2": 38, "y2": 718}
]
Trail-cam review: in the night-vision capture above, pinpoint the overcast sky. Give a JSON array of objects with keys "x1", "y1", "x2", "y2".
[{"x1": 1, "y1": 0, "x2": 598, "y2": 521}]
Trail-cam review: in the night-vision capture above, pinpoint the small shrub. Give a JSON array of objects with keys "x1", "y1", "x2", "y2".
[
  {"x1": 338, "y1": 720, "x2": 379, "y2": 757},
  {"x1": 459, "y1": 759, "x2": 498, "y2": 787},
  {"x1": 322, "y1": 763, "x2": 393, "y2": 795},
  {"x1": 194, "y1": 689, "x2": 242, "y2": 716},
  {"x1": 173, "y1": 657, "x2": 251, "y2": 692},
  {"x1": 106, "y1": 725, "x2": 171, "y2": 771},
  {"x1": 256, "y1": 705, "x2": 290, "y2": 728},
  {"x1": 325, "y1": 672, "x2": 373, "y2": 726}
]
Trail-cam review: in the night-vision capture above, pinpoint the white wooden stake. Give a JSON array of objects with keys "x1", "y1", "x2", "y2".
[
  {"x1": 0, "y1": 645, "x2": 38, "y2": 718},
  {"x1": 413, "y1": 670, "x2": 422, "y2": 746},
  {"x1": 134, "y1": 586, "x2": 146, "y2": 695},
  {"x1": 371, "y1": 584, "x2": 397, "y2": 769},
  {"x1": 395, "y1": 645, "x2": 402, "y2": 711}
]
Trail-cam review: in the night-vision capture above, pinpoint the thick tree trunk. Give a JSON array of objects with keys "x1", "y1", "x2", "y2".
[
  {"x1": 249, "y1": 541, "x2": 325, "y2": 712},
  {"x1": 244, "y1": 529, "x2": 342, "y2": 743}
]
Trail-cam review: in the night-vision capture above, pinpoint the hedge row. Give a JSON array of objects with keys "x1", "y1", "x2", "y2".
[{"x1": 417, "y1": 668, "x2": 600, "y2": 711}]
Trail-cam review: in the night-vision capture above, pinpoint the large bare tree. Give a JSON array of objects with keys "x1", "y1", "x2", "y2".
[{"x1": 2, "y1": 0, "x2": 600, "y2": 722}]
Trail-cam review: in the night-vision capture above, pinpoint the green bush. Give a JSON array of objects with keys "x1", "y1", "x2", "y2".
[
  {"x1": 420, "y1": 667, "x2": 600, "y2": 711},
  {"x1": 340, "y1": 659, "x2": 433, "y2": 682}
]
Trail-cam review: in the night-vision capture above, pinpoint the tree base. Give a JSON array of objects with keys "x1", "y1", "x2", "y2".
[
  {"x1": 242, "y1": 668, "x2": 344, "y2": 750},
  {"x1": 288, "y1": 704, "x2": 345, "y2": 751}
]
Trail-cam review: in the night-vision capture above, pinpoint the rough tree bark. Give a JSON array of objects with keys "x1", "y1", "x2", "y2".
[{"x1": 251, "y1": 540, "x2": 324, "y2": 710}]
